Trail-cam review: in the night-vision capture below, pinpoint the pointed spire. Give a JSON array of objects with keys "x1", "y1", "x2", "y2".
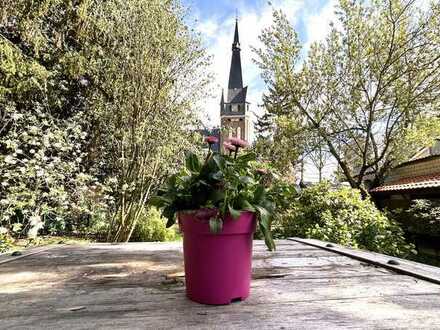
[
  {"x1": 228, "y1": 19, "x2": 243, "y2": 90},
  {"x1": 220, "y1": 89, "x2": 224, "y2": 105},
  {"x1": 233, "y1": 19, "x2": 240, "y2": 49}
]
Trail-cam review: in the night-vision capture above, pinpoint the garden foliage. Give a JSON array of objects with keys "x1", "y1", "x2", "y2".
[
  {"x1": 391, "y1": 199, "x2": 440, "y2": 237},
  {"x1": 130, "y1": 207, "x2": 178, "y2": 242},
  {"x1": 0, "y1": 0, "x2": 209, "y2": 242},
  {"x1": 277, "y1": 182, "x2": 415, "y2": 257}
]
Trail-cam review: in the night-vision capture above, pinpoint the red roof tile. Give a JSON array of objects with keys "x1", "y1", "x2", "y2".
[{"x1": 371, "y1": 173, "x2": 440, "y2": 192}]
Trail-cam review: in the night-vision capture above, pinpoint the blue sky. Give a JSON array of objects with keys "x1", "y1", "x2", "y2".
[
  {"x1": 182, "y1": 0, "x2": 431, "y2": 182},
  {"x1": 182, "y1": 0, "x2": 339, "y2": 125},
  {"x1": 181, "y1": 0, "x2": 341, "y2": 181}
]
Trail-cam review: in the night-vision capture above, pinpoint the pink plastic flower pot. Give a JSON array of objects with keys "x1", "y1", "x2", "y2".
[{"x1": 178, "y1": 211, "x2": 256, "y2": 305}]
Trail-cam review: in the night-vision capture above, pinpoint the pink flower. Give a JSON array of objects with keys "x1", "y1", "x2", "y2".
[
  {"x1": 227, "y1": 137, "x2": 249, "y2": 149},
  {"x1": 205, "y1": 136, "x2": 218, "y2": 145},
  {"x1": 223, "y1": 141, "x2": 237, "y2": 152}
]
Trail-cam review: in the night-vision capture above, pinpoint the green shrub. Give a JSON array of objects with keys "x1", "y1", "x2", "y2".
[
  {"x1": 265, "y1": 176, "x2": 299, "y2": 239},
  {"x1": 390, "y1": 199, "x2": 440, "y2": 236},
  {"x1": 0, "y1": 228, "x2": 14, "y2": 253},
  {"x1": 131, "y1": 207, "x2": 179, "y2": 242},
  {"x1": 279, "y1": 182, "x2": 415, "y2": 257}
]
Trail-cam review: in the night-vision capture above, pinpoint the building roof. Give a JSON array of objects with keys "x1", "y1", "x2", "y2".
[
  {"x1": 371, "y1": 172, "x2": 440, "y2": 192},
  {"x1": 226, "y1": 86, "x2": 247, "y2": 103},
  {"x1": 228, "y1": 20, "x2": 243, "y2": 90},
  {"x1": 371, "y1": 148, "x2": 440, "y2": 193},
  {"x1": 220, "y1": 19, "x2": 248, "y2": 117}
]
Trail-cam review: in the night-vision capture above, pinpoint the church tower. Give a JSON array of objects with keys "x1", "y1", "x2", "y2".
[{"x1": 220, "y1": 19, "x2": 251, "y2": 150}]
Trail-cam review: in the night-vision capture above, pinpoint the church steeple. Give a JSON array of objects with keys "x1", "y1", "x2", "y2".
[
  {"x1": 219, "y1": 17, "x2": 251, "y2": 149},
  {"x1": 228, "y1": 19, "x2": 243, "y2": 90},
  {"x1": 233, "y1": 19, "x2": 240, "y2": 49}
]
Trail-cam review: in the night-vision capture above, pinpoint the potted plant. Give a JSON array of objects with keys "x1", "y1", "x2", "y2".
[{"x1": 151, "y1": 136, "x2": 275, "y2": 305}]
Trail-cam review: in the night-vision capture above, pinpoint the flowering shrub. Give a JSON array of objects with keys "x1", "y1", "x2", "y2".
[
  {"x1": 0, "y1": 102, "x2": 111, "y2": 238},
  {"x1": 151, "y1": 137, "x2": 276, "y2": 250}
]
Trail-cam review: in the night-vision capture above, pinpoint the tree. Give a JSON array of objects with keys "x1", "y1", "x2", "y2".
[
  {"x1": 253, "y1": 113, "x2": 302, "y2": 178},
  {"x1": 254, "y1": 1, "x2": 440, "y2": 196},
  {"x1": 83, "y1": 0, "x2": 211, "y2": 242},
  {"x1": 306, "y1": 135, "x2": 332, "y2": 183},
  {"x1": 0, "y1": 0, "x2": 103, "y2": 236},
  {"x1": 0, "y1": 0, "x2": 210, "y2": 241}
]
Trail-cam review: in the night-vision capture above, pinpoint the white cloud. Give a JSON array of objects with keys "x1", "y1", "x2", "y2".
[
  {"x1": 303, "y1": 0, "x2": 338, "y2": 52},
  {"x1": 194, "y1": 0, "x2": 304, "y2": 129},
  {"x1": 192, "y1": 0, "x2": 433, "y2": 183},
  {"x1": 194, "y1": 0, "x2": 340, "y2": 181}
]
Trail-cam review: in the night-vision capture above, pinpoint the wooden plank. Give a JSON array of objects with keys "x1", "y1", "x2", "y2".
[
  {"x1": 252, "y1": 264, "x2": 391, "y2": 280},
  {"x1": 0, "y1": 244, "x2": 63, "y2": 265},
  {"x1": 2, "y1": 241, "x2": 440, "y2": 329},
  {"x1": 3, "y1": 296, "x2": 440, "y2": 329},
  {"x1": 2, "y1": 281, "x2": 440, "y2": 329},
  {"x1": 290, "y1": 238, "x2": 440, "y2": 285}
]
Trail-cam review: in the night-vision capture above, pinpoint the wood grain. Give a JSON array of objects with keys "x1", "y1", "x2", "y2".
[{"x1": 1, "y1": 240, "x2": 440, "y2": 329}]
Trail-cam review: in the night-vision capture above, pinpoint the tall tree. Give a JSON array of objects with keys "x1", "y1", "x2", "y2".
[
  {"x1": 254, "y1": 0, "x2": 440, "y2": 196},
  {"x1": 83, "y1": 0, "x2": 210, "y2": 242},
  {"x1": 0, "y1": 0, "x2": 101, "y2": 236},
  {"x1": 0, "y1": 0, "x2": 210, "y2": 241},
  {"x1": 253, "y1": 113, "x2": 302, "y2": 178}
]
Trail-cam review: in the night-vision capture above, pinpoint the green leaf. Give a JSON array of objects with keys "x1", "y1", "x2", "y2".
[
  {"x1": 167, "y1": 175, "x2": 177, "y2": 189},
  {"x1": 228, "y1": 204, "x2": 241, "y2": 220},
  {"x1": 162, "y1": 206, "x2": 176, "y2": 228},
  {"x1": 209, "y1": 189, "x2": 225, "y2": 203},
  {"x1": 149, "y1": 195, "x2": 171, "y2": 207},
  {"x1": 212, "y1": 154, "x2": 225, "y2": 170},
  {"x1": 254, "y1": 185, "x2": 266, "y2": 204},
  {"x1": 185, "y1": 152, "x2": 201, "y2": 172},
  {"x1": 255, "y1": 205, "x2": 270, "y2": 229},
  {"x1": 239, "y1": 176, "x2": 255, "y2": 185},
  {"x1": 236, "y1": 152, "x2": 256, "y2": 163},
  {"x1": 211, "y1": 171, "x2": 223, "y2": 181},
  {"x1": 209, "y1": 217, "x2": 223, "y2": 234},
  {"x1": 241, "y1": 199, "x2": 255, "y2": 212},
  {"x1": 262, "y1": 227, "x2": 276, "y2": 251}
]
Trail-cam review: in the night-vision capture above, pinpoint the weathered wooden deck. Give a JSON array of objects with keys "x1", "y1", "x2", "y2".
[{"x1": 1, "y1": 239, "x2": 440, "y2": 329}]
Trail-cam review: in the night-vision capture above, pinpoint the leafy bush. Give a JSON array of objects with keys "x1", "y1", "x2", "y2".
[
  {"x1": 279, "y1": 182, "x2": 415, "y2": 257},
  {"x1": 264, "y1": 174, "x2": 299, "y2": 239},
  {"x1": 0, "y1": 228, "x2": 14, "y2": 253},
  {"x1": 131, "y1": 207, "x2": 178, "y2": 242},
  {"x1": 390, "y1": 199, "x2": 440, "y2": 237},
  {"x1": 0, "y1": 2, "x2": 111, "y2": 239}
]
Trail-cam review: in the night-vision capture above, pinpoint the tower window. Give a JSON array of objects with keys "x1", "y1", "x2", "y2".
[{"x1": 237, "y1": 104, "x2": 241, "y2": 112}]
